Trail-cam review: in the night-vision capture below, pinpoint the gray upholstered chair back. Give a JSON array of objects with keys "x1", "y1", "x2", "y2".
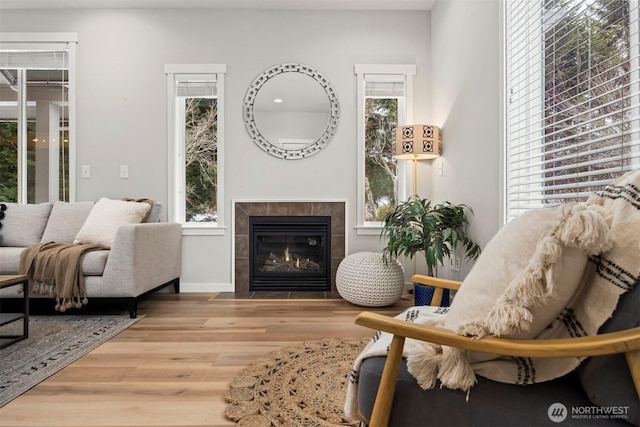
[{"x1": 576, "y1": 279, "x2": 639, "y2": 423}]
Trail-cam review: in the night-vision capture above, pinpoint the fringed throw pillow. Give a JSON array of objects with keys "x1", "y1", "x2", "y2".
[
  {"x1": 73, "y1": 197, "x2": 151, "y2": 248},
  {"x1": 407, "y1": 201, "x2": 613, "y2": 392}
]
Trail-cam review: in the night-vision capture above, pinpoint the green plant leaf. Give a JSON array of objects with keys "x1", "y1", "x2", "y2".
[{"x1": 379, "y1": 196, "x2": 482, "y2": 275}]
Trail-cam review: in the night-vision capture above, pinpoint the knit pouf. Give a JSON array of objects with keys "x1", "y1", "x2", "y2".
[{"x1": 336, "y1": 252, "x2": 405, "y2": 307}]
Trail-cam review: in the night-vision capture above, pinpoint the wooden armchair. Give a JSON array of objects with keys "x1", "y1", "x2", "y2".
[{"x1": 355, "y1": 274, "x2": 640, "y2": 427}]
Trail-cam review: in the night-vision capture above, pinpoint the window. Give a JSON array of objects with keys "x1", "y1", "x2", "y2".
[
  {"x1": 165, "y1": 64, "x2": 226, "y2": 234},
  {"x1": 0, "y1": 33, "x2": 77, "y2": 203},
  {"x1": 355, "y1": 64, "x2": 415, "y2": 234},
  {"x1": 505, "y1": 0, "x2": 640, "y2": 222}
]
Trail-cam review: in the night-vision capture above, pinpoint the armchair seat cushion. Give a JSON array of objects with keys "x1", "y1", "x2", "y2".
[{"x1": 358, "y1": 357, "x2": 633, "y2": 426}]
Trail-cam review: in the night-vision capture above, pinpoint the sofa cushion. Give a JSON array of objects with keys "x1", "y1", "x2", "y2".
[
  {"x1": 0, "y1": 203, "x2": 53, "y2": 247},
  {"x1": 145, "y1": 202, "x2": 162, "y2": 222},
  {"x1": 41, "y1": 201, "x2": 95, "y2": 243},
  {"x1": 80, "y1": 249, "x2": 109, "y2": 276},
  {"x1": 0, "y1": 247, "x2": 23, "y2": 274},
  {"x1": 73, "y1": 198, "x2": 151, "y2": 248}
]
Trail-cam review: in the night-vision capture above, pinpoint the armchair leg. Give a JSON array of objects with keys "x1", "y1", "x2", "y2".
[{"x1": 369, "y1": 335, "x2": 406, "y2": 427}]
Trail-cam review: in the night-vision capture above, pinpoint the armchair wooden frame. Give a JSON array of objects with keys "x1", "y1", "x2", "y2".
[{"x1": 355, "y1": 274, "x2": 640, "y2": 427}]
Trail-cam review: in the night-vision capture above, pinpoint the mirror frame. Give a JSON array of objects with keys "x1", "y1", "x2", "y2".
[{"x1": 243, "y1": 63, "x2": 340, "y2": 160}]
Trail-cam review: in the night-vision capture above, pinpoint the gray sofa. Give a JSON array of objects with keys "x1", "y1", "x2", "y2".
[{"x1": 0, "y1": 200, "x2": 182, "y2": 318}]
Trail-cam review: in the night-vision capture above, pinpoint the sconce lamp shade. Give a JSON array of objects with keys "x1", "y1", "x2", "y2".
[{"x1": 393, "y1": 124, "x2": 441, "y2": 160}]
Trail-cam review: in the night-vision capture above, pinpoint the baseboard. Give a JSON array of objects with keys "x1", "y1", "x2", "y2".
[{"x1": 179, "y1": 282, "x2": 233, "y2": 293}]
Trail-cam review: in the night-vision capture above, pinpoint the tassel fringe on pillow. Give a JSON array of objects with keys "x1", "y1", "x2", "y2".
[{"x1": 429, "y1": 203, "x2": 611, "y2": 393}]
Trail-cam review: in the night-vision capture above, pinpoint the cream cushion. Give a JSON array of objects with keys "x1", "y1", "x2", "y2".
[
  {"x1": 73, "y1": 197, "x2": 151, "y2": 248},
  {"x1": 444, "y1": 203, "x2": 590, "y2": 343},
  {"x1": 404, "y1": 201, "x2": 612, "y2": 392}
]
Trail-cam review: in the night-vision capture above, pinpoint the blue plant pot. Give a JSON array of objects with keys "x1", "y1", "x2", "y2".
[{"x1": 414, "y1": 282, "x2": 450, "y2": 307}]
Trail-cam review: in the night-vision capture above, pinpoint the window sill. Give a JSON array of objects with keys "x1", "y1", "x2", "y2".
[
  {"x1": 354, "y1": 225, "x2": 383, "y2": 236},
  {"x1": 181, "y1": 225, "x2": 227, "y2": 236}
]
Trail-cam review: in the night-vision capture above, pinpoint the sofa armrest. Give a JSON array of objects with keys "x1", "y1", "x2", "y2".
[{"x1": 100, "y1": 222, "x2": 182, "y2": 297}]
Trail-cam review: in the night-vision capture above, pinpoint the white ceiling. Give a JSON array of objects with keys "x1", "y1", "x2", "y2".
[{"x1": 0, "y1": 0, "x2": 438, "y2": 10}]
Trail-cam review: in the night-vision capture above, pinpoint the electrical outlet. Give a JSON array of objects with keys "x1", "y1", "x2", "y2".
[
  {"x1": 454, "y1": 256, "x2": 461, "y2": 272},
  {"x1": 450, "y1": 256, "x2": 461, "y2": 272}
]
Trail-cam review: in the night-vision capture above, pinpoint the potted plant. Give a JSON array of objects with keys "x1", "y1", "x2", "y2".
[{"x1": 380, "y1": 196, "x2": 481, "y2": 305}]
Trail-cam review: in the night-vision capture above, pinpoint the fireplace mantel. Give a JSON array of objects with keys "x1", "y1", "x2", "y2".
[{"x1": 233, "y1": 200, "x2": 346, "y2": 296}]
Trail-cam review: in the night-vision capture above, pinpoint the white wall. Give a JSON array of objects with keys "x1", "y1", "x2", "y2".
[
  {"x1": 420, "y1": 0, "x2": 502, "y2": 280},
  {"x1": 0, "y1": 7, "x2": 433, "y2": 290}
]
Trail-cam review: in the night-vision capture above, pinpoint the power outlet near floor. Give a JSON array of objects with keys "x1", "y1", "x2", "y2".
[{"x1": 449, "y1": 256, "x2": 461, "y2": 272}]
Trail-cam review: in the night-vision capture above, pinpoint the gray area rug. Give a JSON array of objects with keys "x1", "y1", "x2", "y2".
[{"x1": 0, "y1": 315, "x2": 142, "y2": 407}]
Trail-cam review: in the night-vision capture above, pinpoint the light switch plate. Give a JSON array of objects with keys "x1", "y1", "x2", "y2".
[
  {"x1": 81, "y1": 165, "x2": 91, "y2": 178},
  {"x1": 119, "y1": 165, "x2": 129, "y2": 179}
]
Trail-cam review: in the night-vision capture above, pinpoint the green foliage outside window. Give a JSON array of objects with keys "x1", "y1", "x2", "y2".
[
  {"x1": 0, "y1": 122, "x2": 18, "y2": 202},
  {"x1": 0, "y1": 122, "x2": 38, "y2": 203},
  {"x1": 543, "y1": 0, "x2": 632, "y2": 200},
  {"x1": 184, "y1": 97, "x2": 218, "y2": 222},
  {"x1": 364, "y1": 97, "x2": 398, "y2": 222}
]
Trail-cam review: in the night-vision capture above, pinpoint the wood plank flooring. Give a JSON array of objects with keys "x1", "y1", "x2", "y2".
[{"x1": 0, "y1": 292, "x2": 412, "y2": 427}]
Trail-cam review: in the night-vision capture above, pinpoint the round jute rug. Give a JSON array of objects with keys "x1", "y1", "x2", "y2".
[{"x1": 224, "y1": 337, "x2": 370, "y2": 427}]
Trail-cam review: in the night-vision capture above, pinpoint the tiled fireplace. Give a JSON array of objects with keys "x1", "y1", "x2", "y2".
[{"x1": 234, "y1": 201, "x2": 346, "y2": 296}]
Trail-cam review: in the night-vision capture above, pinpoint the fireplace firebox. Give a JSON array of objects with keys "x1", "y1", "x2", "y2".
[{"x1": 249, "y1": 216, "x2": 331, "y2": 291}]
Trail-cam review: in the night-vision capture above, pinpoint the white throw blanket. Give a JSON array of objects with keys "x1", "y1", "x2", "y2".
[{"x1": 344, "y1": 306, "x2": 449, "y2": 422}]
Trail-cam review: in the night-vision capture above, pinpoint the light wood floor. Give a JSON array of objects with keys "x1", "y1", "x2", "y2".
[{"x1": 0, "y1": 292, "x2": 412, "y2": 427}]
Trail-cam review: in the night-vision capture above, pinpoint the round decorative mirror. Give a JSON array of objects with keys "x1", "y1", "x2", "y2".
[{"x1": 243, "y1": 63, "x2": 340, "y2": 159}]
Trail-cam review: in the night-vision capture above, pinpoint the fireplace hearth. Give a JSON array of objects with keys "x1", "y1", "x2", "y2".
[
  {"x1": 234, "y1": 201, "x2": 346, "y2": 296},
  {"x1": 250, "y1": 216, "x2": 331, "y2": 291}
]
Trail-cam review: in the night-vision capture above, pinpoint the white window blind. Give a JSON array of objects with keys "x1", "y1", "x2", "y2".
[
  {"x1": 364, "y1": 75, "x2": 406, "y2": 98},
  {"x1": 176, "y1": 74, "x2": 217, "y2": 98},
  {"x1": 505, "y1": 0, "x2": 640, "y2": 222},
  {"x1": 0, "y1": 50, "x2": 68, "y2": 69}
]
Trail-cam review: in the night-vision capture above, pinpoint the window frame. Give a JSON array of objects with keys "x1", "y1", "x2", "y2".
[
  {"x1": 354, "y1": 64, "x2": 416, "y2": 235},
  {"x1": 0, "y1": 32, "x2": 77, "y2": 203},
  {"x1": 165, "y1": 64, "x2": 226, "y2": 235}
]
